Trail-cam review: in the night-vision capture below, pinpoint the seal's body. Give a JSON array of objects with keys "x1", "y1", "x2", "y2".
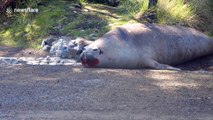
[{"x1": 80, "y1": 24, "x2": 213, "y2": 70}]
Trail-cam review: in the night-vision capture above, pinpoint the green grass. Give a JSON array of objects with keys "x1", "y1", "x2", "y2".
[
  {"x1": 0, "y1": 0, "x2": 212, "y2": 48},
  {"x1": 0, "y1": 1, "x2": 133, "y2": 48},
  {"x1": 156, "y1": 0, "x2": 195, "y2": 25},
  {"x1": 0, "y1": 1, "x2": 65, "y2": 48},
  {"x1": 120, "y1": 0, "x2": 149, "y2": 19},
  {"x1": 156, "y1": 0, "x2": 213, "y2": 35},
  {"x1": 121, "y1": 0, "x2": 213, "y2": 35}
]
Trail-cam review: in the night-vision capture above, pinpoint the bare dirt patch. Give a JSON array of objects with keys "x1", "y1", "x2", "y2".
[{"x1": 0, "y1": 46, "x2": 47, "y2": 57}]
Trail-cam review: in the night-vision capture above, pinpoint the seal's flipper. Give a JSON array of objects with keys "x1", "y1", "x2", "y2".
[{"x1": 145, "y1": 59, "x2": 181, "y2": 71}]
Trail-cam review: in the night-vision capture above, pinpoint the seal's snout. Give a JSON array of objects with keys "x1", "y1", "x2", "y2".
[{"x1": 80, "y1": 52, "x2": 99, "y2": 67}]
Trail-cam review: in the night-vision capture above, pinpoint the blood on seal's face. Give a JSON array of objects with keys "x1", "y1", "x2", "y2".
[{"x1": 80, "y1": 45, "x2": 103, "y2": 67}]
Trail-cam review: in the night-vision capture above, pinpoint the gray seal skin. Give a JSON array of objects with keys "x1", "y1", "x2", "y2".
[
  {"x1": 80, "y1": 23, "x2": 213, "y2": 70},
  {"x1": 68, "y1": 38, "x2": 93, "y2": 60}
]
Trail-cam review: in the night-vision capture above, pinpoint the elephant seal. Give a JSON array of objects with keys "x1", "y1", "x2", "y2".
[{"x1": 80, "y1": 23, "x2": 213, "y2": 70}]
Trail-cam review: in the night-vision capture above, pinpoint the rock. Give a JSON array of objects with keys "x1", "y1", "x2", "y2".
[
  {"x1": 63, "y1": 63, "x2": 75, "y2": 65},
  {"x1": 42, "y1": 36, "x2": 90, "y2": 60},
  {"x1": 0, "y1": 56, "x2": 81, "y2": 66},
  {"x1": 1, "y1": 57, "x2": 14, "y2": 64},
  {"x1": 0, "y1": 57, "x2": 22, "y2": 65},
  {"x1": 39, "y1": 62, "x2": 48, "y2": 65},
  {"x1": 49, "y1": 62, "x2": 62, "y2": 65},
  {"x1": 40, "y1": 60, "x2": 49, "y2": 64},
  {"x1": 60, "y1": 59, "x2": 76, "y2": 63},
  {"x1": 49, "y1": 57, "x2": 61, "y2": 63},
  {"x1": 18, "y1": 57, "x2": 26, "y2": 61},
  {"x1": 50, "y1": 39, "x2": 68, "y2": 58},
  {"x1": 41, "y1": 36, "x2": 59, "y2": 49},
  {"x1": 36, "y1": 57, "x2": 44, "y2": 61},
  {"x1": 11, "y1": 59, "x2": 19, "y2": 64},
  {"x1": 42, "y1": 45, "x2": 51, "y2": 51},
  {"x1": 26, "y1": 57, "x2": 36, "y2": 62},
  {"x1": 27, "y1": 61, "x2": 40, "y2": 65},
  {"x1": 44, "y1": 56, "x2": 51, "y2": 60},
  {"x1": 49, "y1": 37, "x2": 78, "y2": 59}
]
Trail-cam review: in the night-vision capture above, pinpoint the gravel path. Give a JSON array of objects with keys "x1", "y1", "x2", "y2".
[
  {"x1": 0, "y1": 46, "x2": 213, "y2": 120},
  {"x1": 0, "y1": 65, "x2": 213, "y2": 120}
]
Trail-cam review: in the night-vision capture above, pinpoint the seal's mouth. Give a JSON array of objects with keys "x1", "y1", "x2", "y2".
[
  {"x1": 80, "y1": 53, "x2": 99, "y2": 67},
  {"x1": 81, "y1": 58, "x2": 99, "y2": 67}
]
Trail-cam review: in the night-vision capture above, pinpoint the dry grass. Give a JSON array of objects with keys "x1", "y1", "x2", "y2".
[{"x1": 156, "y1": 0, "x2": 213, "y2": 35}]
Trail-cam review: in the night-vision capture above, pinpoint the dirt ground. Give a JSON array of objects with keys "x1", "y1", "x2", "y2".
[{"x1": 0, "y1": 46, "x2": 213, "y2": 120}]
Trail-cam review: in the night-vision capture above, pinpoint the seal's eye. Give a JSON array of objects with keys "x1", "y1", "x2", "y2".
[{"x1": 93, "y1": 48, "x2": 98, "y2": 51}]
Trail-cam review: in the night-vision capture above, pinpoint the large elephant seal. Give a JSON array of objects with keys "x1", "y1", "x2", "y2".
[{"x1": 80, "y1": 23, "x2": 213, "y2": 70}]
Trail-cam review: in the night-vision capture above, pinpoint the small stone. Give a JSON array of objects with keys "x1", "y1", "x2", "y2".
[
  {"x1": 49, "y1": 62, "x2": 58, "y2": 65},
  {"x1": 2, "y1": 57, "x2": 13, "y2": 64},
  {"x1": 61, "y1": 59, "x2": 76, "y2": 63},
  {"x1": 11, "y1": 59, "x2": 19, "y2": 64},
  {"x1": 26, "y1": 61, "x2": 39, "y2": 65},
  {"x1": 59, "y1": 60, "x2": 64, "y2": 64},
  {"x1": 39, "y1": 62, "x2": 48, "y2": 65},
  {"x1": 31, "y1": 62, "x2": 40, "y2": 65},
  {"x1": 44, "y1": 56, "x2": 50, "y2": 60},
  {"x1": 63, "y1": 63, "x2": 75, "y2": 65},
  {"x1": 0, "y1": 56, "x2": 82, "y2": 66},
  {"x1": 72, "y1": 63, "x2": 82, "y2": 66},
  {"x1": 27, "y1": 57, "x2": 36, "y2": 61},
  {"x1": 36, "y1": 57, "x2": 44, "y2": 61},
  {"x1": 49, "y1": 57, "x2": 61, "y2": 63},
  {"x1": 49, "y1": 62, "x2": 63, "y2": 65},
  {"x1": 18, "y1": 57, "x2": 27, "y2": 61},
  {"x1": 43, "y1": 45, "x2": 51, "y2": 51},
  {"x1": 40, "y1": 60, "x2": 49, "y2": 64}
]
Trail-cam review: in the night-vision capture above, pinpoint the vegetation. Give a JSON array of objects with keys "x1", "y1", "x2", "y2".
[
  {"x1": 0, "y1": 0, "x2": 212, "y2": 48},
  {"x1": 156, "y1": 0, "x2": 213, "y2": 35}
]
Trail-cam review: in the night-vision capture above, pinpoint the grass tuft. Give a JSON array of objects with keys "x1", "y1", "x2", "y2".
[{"x1": 156, "y1": 0, "x2": 196, "y2": 26}]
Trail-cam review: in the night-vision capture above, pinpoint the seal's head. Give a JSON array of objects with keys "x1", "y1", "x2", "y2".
[
  {"x1": 80, "y1": 37, "x2": 129, "y2": 68},
  {"x1": 80, "y1": 45, "x2": 103, "y2": 67}
]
